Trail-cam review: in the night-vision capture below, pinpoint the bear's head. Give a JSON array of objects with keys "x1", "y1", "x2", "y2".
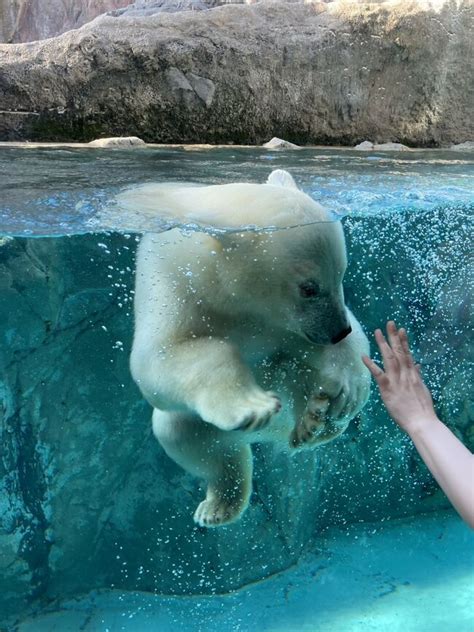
[
  {"x1": 214, "y1": 220, "x2": 351, "y2": 346},
  {"x1": 210, "y1": 172, "x2": 352, "y2": 346},
  {"x1": 118, "y1": 169, "x2": 352, "y2": 346}
]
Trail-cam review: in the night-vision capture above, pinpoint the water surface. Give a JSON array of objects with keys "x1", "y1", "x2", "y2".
[{"x1": 1, "y1": 146, "x2": 473, "y2": 235}]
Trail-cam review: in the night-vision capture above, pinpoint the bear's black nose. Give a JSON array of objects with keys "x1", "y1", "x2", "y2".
[{"x1": 331, "y1": 326, "x2": 352, "y2": 344}]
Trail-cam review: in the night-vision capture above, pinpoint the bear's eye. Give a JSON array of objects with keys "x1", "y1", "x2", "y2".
[{"x1": 299, "y1": 280, "x2": 320, "y2": 298}]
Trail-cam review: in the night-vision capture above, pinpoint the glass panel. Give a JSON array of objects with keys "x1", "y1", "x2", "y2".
[{"x1": 1, "y1": 147, "x2": 473, "y2": 630}]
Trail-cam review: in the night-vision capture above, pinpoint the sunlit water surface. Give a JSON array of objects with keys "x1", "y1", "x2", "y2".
[{"x1": 1, "y1": 146, "x2": 473, "y2": 235}]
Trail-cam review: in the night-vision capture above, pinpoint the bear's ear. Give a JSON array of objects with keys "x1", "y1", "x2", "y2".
[{"x1": 266, "y1": 169, "x2": 299, "y2": 190}]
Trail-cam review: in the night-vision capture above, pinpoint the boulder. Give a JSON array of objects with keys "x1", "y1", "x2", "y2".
[
  {"x1": 373, "y1": 142, "x2": 410, "y2": 151},
  {"x1": 88, "y1": 136, "x2": 146, "y2": 146},
  {"x1": 450, "y1": 141, "x2": 474, "y2": 151},
  {"x1": 0, "y1": 0, "x2": 472, "y2": 145},
  {"x1": 354, "y1": 141, "x2": 374, "y2": 150},
  {"x1": 0, "y1": 235, "x2": 326, "y2": 622},
  {"x1": 263, "y1": 137, "x2": 301, "y2": 149},
  {"x1": 354, "y1": 141, "x2": 410, "y2": 150}
]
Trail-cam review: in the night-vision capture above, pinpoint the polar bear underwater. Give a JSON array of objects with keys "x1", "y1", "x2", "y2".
[{"x1": 118, "y1": 170, "x2": 370, "y2": 528}]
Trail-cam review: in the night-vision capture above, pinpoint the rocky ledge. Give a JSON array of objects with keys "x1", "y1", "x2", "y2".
[{"x1": 0, "y1": 0, "x2": 472, "y2": 145}]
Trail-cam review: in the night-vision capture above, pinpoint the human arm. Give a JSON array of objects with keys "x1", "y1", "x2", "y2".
[{"x1": 362, "y1": 321, "x2": 474, "y2": 529}]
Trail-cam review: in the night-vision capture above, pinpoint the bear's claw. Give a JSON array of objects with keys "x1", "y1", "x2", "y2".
[
  {"x1": 238, "y1": 394, "x2": 281, "y2": 431},
  {"x1": 290, "y1": 394, "x2": 331, "y2": 448},
  {"x1": 199, "y1": 389, "x2": 281, "y2": 432},
  {"x1": 193, "y1": 498, "x2": 245, "y2": 528}
]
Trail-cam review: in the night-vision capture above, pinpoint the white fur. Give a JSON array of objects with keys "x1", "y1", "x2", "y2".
[{"x1": 129, "y1": 171, "x2": 370, "y2": 527}]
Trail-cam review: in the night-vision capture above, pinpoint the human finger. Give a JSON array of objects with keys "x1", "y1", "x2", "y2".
[
  {"x1": 386, "y1": 321, "x2": 404, "y2": 356},
  {"x1": 362, "y1": 354, "x2": 386, "y2": 383},
  {"x1": 374, "y1": 328, "x2": 399, "y2": 374},
  {"x1": 415, "y1": 363, "x2": 425, "y2": 376},
  {"x1": 399, "y1": 328, "x2": 415, "y2": 368}
]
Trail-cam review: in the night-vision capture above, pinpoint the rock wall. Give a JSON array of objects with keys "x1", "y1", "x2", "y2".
[
  {"x1": 0, "y1": 0, "x2": 132, "y2": 43},
  {"x1": 0, "y1": 0, "x2": 472, "y2": 145},
  {"x1": 0, "y1": 0, "x2": 245, "y2": 44},
  {"x1": 1, "y1": 203, "x2": 472, "y2": 623}
]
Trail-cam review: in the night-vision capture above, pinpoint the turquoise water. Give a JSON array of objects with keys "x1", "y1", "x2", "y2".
[
  {"x1": 0, "y1": 147, "x2": 473, "y2": 631},
  {"x1": 15, "y1": 513, "x2": 474, "y2": 632},
  {"x1": 1, "y1": 146, "x2": 473, "y2": 235}
]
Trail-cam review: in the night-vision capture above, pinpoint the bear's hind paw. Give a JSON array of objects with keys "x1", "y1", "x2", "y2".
[{"x1": 193, "y1": 498, "x2": 246, "y2": 528}]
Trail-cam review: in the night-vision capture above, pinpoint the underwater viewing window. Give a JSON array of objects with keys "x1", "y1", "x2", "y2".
[{"x1": 0, "y1": 146, "x2": 473, "y2": 631}]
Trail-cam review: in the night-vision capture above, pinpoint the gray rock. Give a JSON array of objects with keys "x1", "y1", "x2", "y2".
[
  {"x1": 450, "y1": 141, "x2": 474, "y2": 151},
  {"x1": 186, "y1": 72, "x2": 216, "y2": 108},
  {"x1": 109, "y1": 0, "x2": 234, "y2": 17},
  {"x1": 354, "y1": 141, "x2": 374, "y2": 150},
  {"x1": 88, "y1": 136, "x2": 146, "y2": 147},
  {"x1": 0, "y1": 0, "x2": 472, "y2": 145},
  {"x1": 355, "y1": 141, "x2": 411, "y2": 151},
  {"x1": 373, "y1": 142, "x2": 411, "y2": 151},
  {"x1": 263, "y1": 137, "x2": 301, "y2": 149},
  {"x1": 0, "y1": 0, "x2": 131, "y2": 43}
]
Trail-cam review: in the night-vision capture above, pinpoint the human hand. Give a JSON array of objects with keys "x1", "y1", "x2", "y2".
[{"x1": 362, "y1": 321, "x2": 438, "y2": 434}]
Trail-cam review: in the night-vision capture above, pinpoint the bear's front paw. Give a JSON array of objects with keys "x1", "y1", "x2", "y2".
[
  {"x1": 290, "y1": 394, "x2": 347, "y2": 449},
  {"x1": 197, "y1": 388, "x2": 281, "y2": 432},
  {"x1": 290, "y1": 394, "x2": 327, "y2": 448},
  {"x1": 323, "y1": 374, "x2": 370, "y2": 424}
]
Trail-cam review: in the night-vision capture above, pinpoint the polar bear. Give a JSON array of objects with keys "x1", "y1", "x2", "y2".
[{"x1": 122, "y1": 170, "x2": 370, "y2": 528}]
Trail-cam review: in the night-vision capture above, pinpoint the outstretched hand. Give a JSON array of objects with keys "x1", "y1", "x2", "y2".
[
  {"x1": 362, "y1": 321, "x2": 438, "y2": 433},
  {"x1": 362, "y1": 320, "x2": 474, "y2": 529}
]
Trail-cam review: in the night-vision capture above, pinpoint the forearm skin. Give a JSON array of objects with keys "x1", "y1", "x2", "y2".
[{"x1": 407, "y1": 417, "x2": 474, "y2": 529}]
